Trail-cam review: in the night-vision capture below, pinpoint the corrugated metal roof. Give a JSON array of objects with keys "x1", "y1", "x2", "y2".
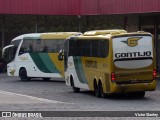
[
  {"x1": 0, "y1": 0, "x2": 160, "y2": 15},
  {"x1": 0, "y1": 0, "x2": 80, "y2": 15},
  {"x1": 99, "y1": 0, "x2": 160, "y2": 15}
]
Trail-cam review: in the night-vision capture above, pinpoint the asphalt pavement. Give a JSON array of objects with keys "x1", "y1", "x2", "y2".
[{"x1": 0, "y1": 73, "x2": 160, "y2": 119}]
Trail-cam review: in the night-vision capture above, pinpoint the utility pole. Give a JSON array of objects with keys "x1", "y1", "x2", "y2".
[
  {"x1": 35, "y1": 16, "x2": 38, "y2": 33},
  {"x1": 1, "y1": 15, "x2": 5, "y2": 50},
  {"x1": 78, "y1": 15, "x2": 81, "y2": 32}
]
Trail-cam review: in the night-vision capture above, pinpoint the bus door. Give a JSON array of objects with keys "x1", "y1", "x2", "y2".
[{"x1": 112, "y1": 35, "x2": 154, "y2": 84}]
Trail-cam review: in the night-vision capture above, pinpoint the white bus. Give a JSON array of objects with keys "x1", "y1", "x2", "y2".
[{"x1": 3, "y1": 32, "x2": 81, "y2": 81}]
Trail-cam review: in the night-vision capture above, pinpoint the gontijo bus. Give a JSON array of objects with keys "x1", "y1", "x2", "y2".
[
  {"x1": 3, "y1": 32, "x2": 81, "y2": 81},
  {"x1": 61, "y1": 29, "x2": 156, "y2": 97}
]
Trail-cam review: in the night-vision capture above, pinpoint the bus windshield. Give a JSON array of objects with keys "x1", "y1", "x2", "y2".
[{"x1": 3, "y1": 40, "x2": 21, "y2": 63}]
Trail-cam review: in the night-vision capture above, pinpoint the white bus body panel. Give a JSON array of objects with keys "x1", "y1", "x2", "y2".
[
  {"x1": 7, "y1": 53, "x2": 63, "y2": 78},
  {"x1": 65, "y1": 56, "x2": 89, "y2": 90}
]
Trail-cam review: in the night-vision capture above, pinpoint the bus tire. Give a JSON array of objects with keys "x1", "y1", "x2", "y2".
[
  {"x1": 19, "y1": 68, "x2": 30, "y2": 81},
  {"x1": 42, "y1": 78, "x2": 51, "y2": 81},
  {"x1": 70, "y1": 76, "x2": 80, "y2": 93},
  {"x1": 94, "y1": 81, "x2": 101, "y2": 98},
  {"x1": 99, "y1": 81, "x2": 107, "y2": 98}
]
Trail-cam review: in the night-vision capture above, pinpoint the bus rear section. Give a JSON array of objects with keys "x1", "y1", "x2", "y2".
[{"x1": 111, "y1": 34, "x2": 156, "y2": 95}]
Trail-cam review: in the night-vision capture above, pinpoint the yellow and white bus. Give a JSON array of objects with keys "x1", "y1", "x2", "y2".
[
  {"x1": 3, "y1": 32, "x2": 81, "y2": 81},
  {"x1": 62, "y1": 29, "x2": 156, "y2": 97}
]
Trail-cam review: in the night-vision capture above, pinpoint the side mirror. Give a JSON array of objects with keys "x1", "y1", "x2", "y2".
[
  {"x1": 19, "y1": 48, "x2": 25, "y2": 55},
  {"x1": 19, "y1": 51, "x2": 24, "y2": 55},
  {"x1": 58, "y1": 49, "x2": 64, "y2": 61}
]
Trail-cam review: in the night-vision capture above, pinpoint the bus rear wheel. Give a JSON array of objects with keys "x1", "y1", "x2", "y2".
[
  {"x1": 99, "y1": 82, "x2": 107, "y2": 98},
  {"x1": 94, "y1": 81, "x2": 101, "y2": 98},
  {"x1": 19, "y1": 68, "x2": 30, "y2": 81}
]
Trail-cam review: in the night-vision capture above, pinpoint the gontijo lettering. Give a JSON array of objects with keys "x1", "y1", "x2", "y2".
[
  {"x1": 85, "y1": 60, "x2": 97, "y2": 68},
  {"x1": 115, "y1": 51, "x2": 152, "y2": 59}
]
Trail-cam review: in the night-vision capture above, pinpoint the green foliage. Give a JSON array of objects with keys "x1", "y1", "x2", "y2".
[
  {"x1": 0, "y1": 15, "x2": 125, "y2": 33},
  {"x1": 0, "y1": 14, "x2": 125, "y2": 60}
]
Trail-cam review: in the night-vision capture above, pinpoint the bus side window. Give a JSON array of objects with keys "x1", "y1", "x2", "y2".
[
  {"x1": 33, "y1": 39, "x2": 44, "y2": 52},
  {"x1": 19, "y1": 47, "x2": 25, "y2": 55},
  {"x1": 99, "y1": 40, "x2": 109, "y2": 58},
  {"x1": 103, "y1": 40, "x2": 109, "y2": 58},
  {"x1": 7, "y1": 47, "x2": 16, "y2": 63},
  {"x1": 44, "y1": 40, "x2": 57, "y2": 53},
  {"x1": 57, "y1": 40, "x2": 64, "y2": 52},
  {"x1": 19, "y1": 39, "x2": 33, "y2": 55},
  {"x1": 69, "y1": 40, "x2": 77, "y2": 56}
]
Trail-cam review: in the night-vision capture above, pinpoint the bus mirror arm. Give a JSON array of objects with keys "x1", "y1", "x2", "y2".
[{"x1": 58, "y1": 49, "x2": 64, "y2": 61}]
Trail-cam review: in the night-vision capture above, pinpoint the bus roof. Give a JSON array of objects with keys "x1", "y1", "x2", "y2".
[
  {"x1": 71, "y1": 30, "x2": 152, "y2": 40},
  {"x1": 83, "y1": 29, "x2": 127, "y2": 36},
  {"x1": 40, "y1": 32, "x2": 81, "y2": 39},
  {"x1": 12, "y1": 33, "x2": 42, "y2": 41},
  {"x1": 12, "y1": 32, "x2": 81, "y2": 41}
]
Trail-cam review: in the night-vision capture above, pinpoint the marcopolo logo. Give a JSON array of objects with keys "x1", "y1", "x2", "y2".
[{"x1": 122, "y1": 37, "x2": 142, "y2": 47}]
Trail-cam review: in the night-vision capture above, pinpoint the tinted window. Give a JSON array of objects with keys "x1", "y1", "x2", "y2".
[
  {"x1": 4, "y1": 46, "x2": 17, "y2": 63},
  {"x1": 57, "y1": 40, "x2": 64, "y2": 52},
  {"x1": 19, "y1": 39, "x2": 65, "y2": 54},
  {"x1": 69, "y1": 40, "x2": 78, "y2": 56},
  {"x1": 10, "y1": 40, "x2": 21, "y2": 56},
  {"x1": 8, "y1": 47, "x2": 16, "y2": 62},
  {"x1": 11, "y1": 40, "x2": 21, "y2": 47},
  {"x1": 64, "y1": 40, "x2": 69, "y2": 70},
  {"x1": 69, "y1": 39, "x2": 109, "y2": 58},
  {"x1": 44, "y1": 40, "x2": 64, "y2": 53},
  {"x1": 32, "y1": 39, "x2": 44, "y2": 52},
  {"x1": 44, "y1": 40, "x2": 56, "y2": 52},
  {"x1": 19, "y1": 39, "x2": 33, "y2": 55},
  {"x1": 4, "y1": 40, "x2": 21, "y2": 61}
]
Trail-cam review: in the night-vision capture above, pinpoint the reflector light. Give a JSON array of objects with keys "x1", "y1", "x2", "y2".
[
  {"x1": 111, "y1": 72, "x2": 115, "y2": 81},
  {"x1": 153, "y1": 69, "x2": 156, "y2": 79}
]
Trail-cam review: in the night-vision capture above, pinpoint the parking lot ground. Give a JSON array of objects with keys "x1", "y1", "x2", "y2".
[{"x1": 0, "y1": 73, "x2": 160, "y2": 114}]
